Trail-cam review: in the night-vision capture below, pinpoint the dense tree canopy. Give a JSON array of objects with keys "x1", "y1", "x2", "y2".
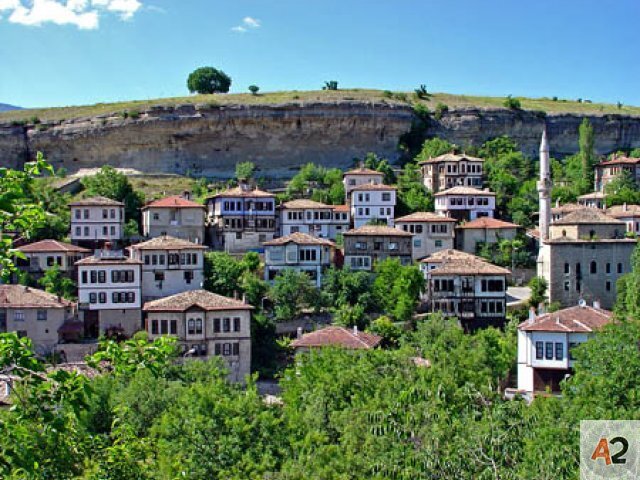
[
  {"x1": 187, "y1": 66, "x2": 232, "y2": 94},
  {"x1": 81, "y1": 166, "x2": 144, "y2": 222}
]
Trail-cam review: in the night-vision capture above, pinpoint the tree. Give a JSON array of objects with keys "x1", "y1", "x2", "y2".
[
  {"x1": 323, "y1": 80, "x2": 338, "y2": 90},
  {"x1": 604, "y1": 170, "x2": 640, "y2": 207},
  {"x1": 367, "y1": 316, "x2": 402, "y2": 347},
  {"x1": 248, "y1": 85, "x2": 260, "y2": 95},
  {"x1": 39, "y1": 265, "x2": 76, "y2": 300},
  {"x1": 415, "y1": 137, "x2": 454, "y2": 162},
  {"x1": 614, "y1": 243, "x2": 640, "y2": 321},
  {"x1": 357, "y1": 152, "x2": 396, "y2": 185},
  {"x1": 578, "y1": 118, "x2": 595, "y2": 194},
  {"x1": 235, "y1": 161, "x2": 256, "y2": 181},
  {"x1": 414, "y1": 84, "x2": 431, "y2": 100},
  {"x1": 81, "y1": 166, "x2": 144, "y2": 222},
  {"x1": 187, "y1": 66, "x2": 232, "y2": 94},
  {"x1": 203, "y1": 251, "x2": 249, "y2": 297},
  {"x1": 373, "y1": 259, "x2": 425, "y2": 322},
  {"x1": 528, "y1": 276, "x2": 548, "y2": 308},
  {"x1": 396, "y1": 162, "x2": 433, "y2": 215},
  {"x1": 503, "y1": 95, "x2": 521, "y2": 109},
  {"x1": 269, "y1": 269, "x2": 319, "y2": 321}
]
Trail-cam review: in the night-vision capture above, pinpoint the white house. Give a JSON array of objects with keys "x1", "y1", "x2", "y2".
[
  {"x1": 128, "y1": 235, "x2": 207, "y2": 301},
  {"x1": 329, "y1": 205, "x2": 351, "y2": 239},
  {"x1": 263, "y1": 232, "x2": 336, "y2": 287},
  {"x1": 517, "y1": 304, "x2": 612, "y2": 393},
  {"x1": 16, "y1": 240, "x2": 91, "y2": 279},
  {"x1": 434, "y1": 186, "x2": 496, "y2": 221},
  {"x1": 69, "y1": 196, "x2": 125, "y2": 246},
  {"x1": 76, "y1": 249, "x2": 142, "y2": 338},
  {"x1": 394, "y1": 212, "x2": 457, "y2": 260},
  {"x1": 350, "y1": 184, "x2": 397, "y2": 228},
  {"x1": 578, "y1": 192, "x2": 607, "y2": 209},
  {"x1": 607, "y1": 204, "x2": 640, "y2": 236},
  {"x1": 143, "y1": 290, "x2": 253, "y2": 382},
  {"x1": 343, "y1": 167, "x2": 385, "y2": 200},
  {"x1": 279, "y1": 199, "x2": 335, "y2": 238},
  {"x1": 141, "y1": 195, "x2": 206, "y2": 243}
]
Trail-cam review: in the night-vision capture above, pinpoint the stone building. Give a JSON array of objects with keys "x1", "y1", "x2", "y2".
[
  {"x1": 606, "y1": 204, "x2": 640, "y2": 236},
  {"x1": 455, "y1": 217, "x2": 520, "y2": 255},
  {"x1": 517, "y1": 305, "x2": 611, "y2": 393},
  {"x1": 594, "y1": 155, "x2": 640, "y2": 192},
  {"x1": 143, "y1": 290, "x2": 253, "y2": 382},
  {"x1": 69, "y1": 196, "x2": 125, "y2": 247},
  {"x1": 342, "y1": 167, "x2": 385, "y2": 201},
  {"x1": 394, "y1": 212, "x2": 456, "y2": 261},
  {"x1": 550, "y1": 202, "x2": 582, "y2": 222},
  {"x1": 0, "y1": 285, "x2": 76, "y2": 354},
  {"x1": 205, "y1": 185, "x2": 276, "y2": 252},
  {"x1": 418, "y1": 152, "x2": 484, "y2": 193},
  {"x1": 16, "y1": 240, "x2": 90, "y2": 280},
  {"x1": 350, "y1": 184, "x2": 397, "y2": 228},
  {"x1": 434, "y1": 186, "x2": 496, "y2": 221},
  {"x1": 128, "y1": 236, "x2": 207, "y2": 301},
  {"x1": 343, "y1": 225, "x2": 412, "y2": 271},
  {"x1": 419, "y1": 249, "x2": 510, "y2": 330},
  {"x1": 142, "y1": 195, "x2": 206, "y2": 244}
]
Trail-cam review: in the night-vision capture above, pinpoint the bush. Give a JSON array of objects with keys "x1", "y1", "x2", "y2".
[
  {"x1": 434, "y1": 102, "x2": 449, "y2": 120},
  {"x1": 414, "y1": 84, "x2": 431, "y2": 100},
  {"x1": 382, "y1": 90, "x2": 393, "y2": 98},
  {"x1": 503, "y1": 95, "x2": 521, "y2": 110}
]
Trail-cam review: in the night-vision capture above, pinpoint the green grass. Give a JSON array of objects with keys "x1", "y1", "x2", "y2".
[{"x1": 2, "y1": 89, "x2": 639, "y2": 123}]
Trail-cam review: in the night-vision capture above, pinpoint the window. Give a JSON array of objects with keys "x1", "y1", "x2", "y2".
[
  {"x1": 606, "y1": 263, "x2": 611, "y2": 274},
  {"x1": 214, "y1": 318, "x2": 221, "y2": 333},
  {"x1": 83, "y1": 209, "x2": 89, "y2": 219},
  {"x1": 564, "y1": 280, "x2": 570, "y2": 291},
  {"x1": 223, "y1": 343, "x2": 231, "y2": 356},
  {"x1": 300, "y1": 249, "x2": 317, "y2": 262},
  {"x1": 606, "y1": 281, "x2": 611, "y2": 292},
  {"x1": 160, "y1": 320, "x2": 168, "y2": 335},
  {"x1": 170, "y1": 320, "x2": 177, "y2": 335},
  {"x1": 84, "y1": 227, "x2": 90, "y2": 236},
  {"x1": 388, "y1": 242, "x2": 398, "y2": 251},
  {"x1": 373, "y1": 241, "x2": 383, "y2": 251},
  {"x1": 569, "y1": 342, "x2": 578, "y2": 361},
  {"x1": 76, "y1": 226, "x2": 81, "y2": 237},
  {"x1": 545, "y1": 342, "x2": 554, "y2": 360},
  {"x1": 37, "y1": 310, "x2": 47, "y2": 321},
  {"x1": 155, "y1": 272, "x2": 165, "y2": 282},
  {"x1": 151, "y1": 320, "x2": 158, "y2": 335},
  {"x1": 233, "y1": 317, "x2": 241, "y2": 332},
  {"x1": 99, "y1": 292, "x2": 106, "y2": 303},
  {"x1": 618, "y1": 263, "x2": 623, "y2": 274},
  {"x1": 184, "y1": 271, "x2": 194, "y2": 283},
  {"x1": 98, "y1": 271, "x2": 106, "y2": 283},
  {"x1": 89, "y1": 293, "x2": 97, "y2": 304},
  {"x1": 75, "y1": 209, "x2": 81, "y2": 219},
  {"x1": 435, "y1": 240, "x2": 442, "y2": 248},
  {"x1": 564, "y1": 263, "x2": 570, "y2": 274},
  {"x1": 187, "y1": 319, "x2": 195, "y2": 335},
  {"x1": 153, "y1": 213, "x2": 160, "y2": 221},
  {"x1": 555, "y1": 342, "x2": 564, "y2": 360},
  {"x1": 535, "y1": 342, "x2": 544, "y2": 360},
  {"x1": 590, "y1": 261, "x2": 597, "y2": 274},
  {"x1": 382, "y1": 193, "x2": 391, "y2": 202},
  {"x1": 81, "y1": 271, "x2": 88, "y2": 284},
  {"x1": 223, "y1": 318, "x2": 231, "y2": 332},
  {"x1": 414, "y1": 239, "x2": 422, "y2": 248},
  {"x1": 102, "y1": 209, "x2": 108, "y2": 219},
  {"x1": 215, "y1": 343, "x2": 221, "y2": 355},
  {"x1": 110, "y1": 209, "x2": 116, "y2": 219},
  {"x1": 233, "y1": 343, "x2": 239, "y2": 355},
  {"x1": 103, "y1": 226, "x2": 108, "y2": 236}
]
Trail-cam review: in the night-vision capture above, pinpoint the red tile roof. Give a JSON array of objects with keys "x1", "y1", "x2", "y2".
[
  {"x1": 457, "y1": 217, "x2": 520, "y2": 229},
  {"x1": 343, "y1": 167, "x2": 385, "y2": 176},
  {"x1": 417, "y1": 152, "x2": 484, "y2": 165},
  {"x1": 607, "y1": 204, "x2": 640, "y2": 218},
  {"x1": 17, "y1": 239, "x2": 91, "y2": 254},
  {"x1": 263, "y1": 232, "x2": 336, "y2": 247},
  {"x1": 128, "y1": 235, "x2": 207, "y2": 251},
  {"x1": 142, "y1": 195, "x2": 205, "y2": 209},
  {"x1": 281, "y1": 199, "x2": 330, "y2": 209},
  {"x1": 68, "y1": 196, "x2": 124, "y2": 207},
  {"x1": 350, "y1": 183, "x2": 396, "y2": 192},
  {"x1": 597, "y1": 156, "x2": 640, "y2": 167},
  {"x1": 208, "y1": 186, "x2": 274, "y2": 199},
  {"x1": 143, "y1": 289, "x2": 253, "y2": 312},
  {"x1": 553, "y1": 208, "x2": 623, "y2": 225},
  {"x1": 331, "y1": 205, "x2": 350, "y2": 212},
  {"x1": 291, "y1": 326, "x2": 381, "y2": 349},
  {"x1": 395, "y1": 212, "x2": 457, "y2": 223},
  {"x1": 0, "y1": 285, "x2": 74, "y2": 309},
  {"x1": 343, "y1": 225, "x2": 412, "y2": 237},
  {"x1": 434, "y1": 186, "x2": 496, "y2": 196},
  {"x1": 421, "y1": 249, "x2": 511, "y2": 275},
  {"x1": 518, "y1": 306, "x2": 612, "y2": 332}
]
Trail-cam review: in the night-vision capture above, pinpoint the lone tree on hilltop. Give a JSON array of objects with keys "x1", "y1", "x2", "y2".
[
  {"x1": 187, "y1": 66, "x2": 232, "y2": 94},
  {"x1": 248, "y1": 85, "x2": 260, "y2": 95}
]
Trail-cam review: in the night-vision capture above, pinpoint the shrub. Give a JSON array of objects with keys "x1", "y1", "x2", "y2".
[
  {"x1": 434, "y1": 102, "x2": 449, "y2": 120},
  {"x1": 382, "y1": 90, "x2": 393, "y2": 98},
  {"x1": 128, "y1": 110, "x2": 140, "y2": 119},
  {"x1": 393, "y1": 92, "x2": 408, "y2": 102},
  {"x1": 414, "y1": 84, "x2": 431, "y2": 100},
  {"x1": 503, "y1": 95, "x2": 521, "y2": 110},
  {"x1": 323, "y1": 80, "x2": 338, "y2": 91},
  {"x1": 29, "y1": 116, "x2": 41, "y2": 124}
]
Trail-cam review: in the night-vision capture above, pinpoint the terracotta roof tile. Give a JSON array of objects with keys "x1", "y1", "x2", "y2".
[
  {"x1": 457, "y1": 217, "x2": 520, "y2": 229},
  {"x1": 395, "y1": 212, "x2": 457, "y2": 223},
  {"x1": 350, "y1": 183, "x2": 396, "y2": 192},
  {"x1": 343, "y1": 167, "x2": 385, "y2": 176},
  {"x1": 434, "y1": 186, "x2": 496, "y2": 196},
  {"x1": 208, "y1": 186, "x2": 275, "y2": 199},
  {"x1": 281, "y1": 199, "x2": 331, "y2": 209},
  {"x1": 551, "y1": 203, "x2": 582, "y2": 215},
  {"x1": 0, "y1": 285, "x2": 74, "y2": 309},
  {"x1": 578, "y1": 192, "x2": 607, "y2": 200},
  {"x1": 68, "y1": 196, "x2": 124, "y2": 207},
  {"x1": 142, "y1": 195, "x2": 205, "y2": 209},
  {"x1": 76, "y1": 252, "x2": 143, "y2": 266},
  {"x1": 607, "y1": 204, "x2": 640, "y2": 218},
  {"x1": 421, "y1": 249, "x2": 511, "y2": 275},
  {"x1": 263, "y1": 232, "x2": 336, "y2": 247},
  {"x1": 417, "y1": 152, "x2": 484, "y2": 165},
  {"x1": 518, "y1": 306, "x2": 612, "y2": 332},
  {"x1": 291, "y1": 326, "x2": 381, "y2": 349},
  {"x1": 331, "y1": 205, "x2": 350, "y2": 212},
  {"x1": 128, "y1": 235, "x2": 207, "y2": 251},
  {"x1": 18, "y1": 240, "x2": 91, "y2": 254},
  {"x1": 143, "y1": 289, "x2": 253, "y2": 312},
  {"x1": 553, "y1": 208, "x2": 624, "y2": 225},
  {"x1": 597, "y1": 156, "x2": 640, "y2": 166},
  {"x1": 343, "y1": 225, "x2": 412, "y2": 237}
]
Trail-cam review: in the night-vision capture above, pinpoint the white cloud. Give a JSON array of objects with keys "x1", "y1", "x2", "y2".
[
  {"x1": 231, "y1": 16, "x2": 261, "y2": 33},
  {"x1": 0, "y1": 0, "x2": 143, "y2": 29}
]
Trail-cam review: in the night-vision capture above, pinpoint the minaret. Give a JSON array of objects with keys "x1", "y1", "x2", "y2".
[{"x1": 537, "y1": 126, "x2": 551, "y2": 241}]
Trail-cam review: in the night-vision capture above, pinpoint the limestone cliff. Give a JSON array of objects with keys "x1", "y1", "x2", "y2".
[{"x1": 1, "y1": 101, "x2": 639, "y2": 176}]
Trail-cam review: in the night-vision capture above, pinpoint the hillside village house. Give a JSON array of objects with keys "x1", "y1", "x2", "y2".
[
  {"x1": 142, "y1": 195, "x2": 205, "y2": 244},
  {"x1": 128, "y1": 236, "x2": 207, "y2": 301},
  {"x1": 594, "y1": 155, "x2": 640, "y2": 192},
  {"x1": 263, "y1": 232, "x2": 336, "y2": 287},
  {"x1": 537, "y1": 209, "x2": 636, "y2": 310},
  {"x1": 69, "y1": 196, "x2": 125, "y2": 246},
  {"x1": 394, "y1": 212, "x2": 456, "y2": 261},
  {"x1": 143, "y1": 290, "x2": 253, "y2": 382},
  {"x1": 455, "y1": 217, "x2": 520, "y2": 254},
  {"x1": 606, "y1": 204, "x2": 640, "y2": 236},
  {"x1": 418, "y1": 152, "x2": 484, "y2": 193},
  {"x1": 343, "y1": 225, "x2": 412, "y2": 271},
  {"x1": 434, "y1": 186, "x2": 496, "y2": 221},
  {"x1": 420, "y1": 249, "x2": 510, "y2": 330},
  {"x1": 16, "y1": 240, "x2": 90, "y2": 280},
  {"x1": 578, "y1": 192, "x2": 607, "y2": 209},
  {"x1": 329, "y1": 205, "x2": 351, "y2": 239},
  {"x1": 0, "y1": 285, "x2": 76, "y2": 354},
  {"x1": 291, "y1": 326, "x2": 381, "y2": 353},
  {"x1": 206, "y1": 185, "x2": 276, "y2": 252},
  {"x1": 279, "y1": 199, "x2": 335, "y2": 238},
  {"x1": 350, "y1": 184, "x2": 397, "y2": 228},
  {"x1": 76, "y1": 248, "x2": 142, "y2": 338},
  {"x1": 517, "y1": 305, "x2": 612, "y2": 393},
  {"x1": 342, "y1": 167, "x2": 384, "y2": 200}
]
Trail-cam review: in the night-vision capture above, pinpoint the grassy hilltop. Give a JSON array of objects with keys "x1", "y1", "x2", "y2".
[{"x1": 2, "y1": 89, "x2": 639, "y2": 123}]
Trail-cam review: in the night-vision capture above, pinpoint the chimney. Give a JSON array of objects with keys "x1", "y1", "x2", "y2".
[
  {"x1": 353, "y1": 325, "x2": 358, "y2": 336},
  {"x1": 623, "y1": 202, "x2": 628, "y2": 212},
  {"x1": 555, "y1": 316, "x2": 561, "y2": 325},
  {"x1": 593, "y1": 299, "x2": 601, "y2": 310},
  {"x1": 296, "y1": 327, "x2": 303, "y2": 339},
  {"x1": 183, "y1": 191, "x2": 191, "y2": 201},
  {"x1": 537, "y1": 302, "x2": 546, "y2": 315},
  {"x1": 555, "y1": 199, "x2": 560, "y2": 208},
  {"x1": 528, "y1": 306, "x2": 536, "y2": 324}
]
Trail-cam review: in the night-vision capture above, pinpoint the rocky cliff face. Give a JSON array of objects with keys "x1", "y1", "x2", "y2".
[{"x1": 1, "y1": 102, "x2": 640, "y2": 176}]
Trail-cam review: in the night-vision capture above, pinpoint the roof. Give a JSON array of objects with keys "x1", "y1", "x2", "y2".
[
  {"x1": 417, "y1": 152, "x2": 484, "y2": 165},
  {"x1": 434, "y1": 186, "x2": 496, "y2": 196},
  {"x1": 350, "y1": 183, "x2": 396, "y2": 192},
  {"x1": 343, "y1": 225, "x2": 412, "y2": 237},
  {"x1": 457, "y1": 217, "x2": 520, "y2": 229},
  {"x1": 578, "y1": 192, "x2": 607, "y2": 200},
  {"x1": 17, "y1": 239, "x2": 91, "y2": 254},
  {"x1": 597, "y1": 156, "x2": 640, "y2": 167},
  {"x1": 518, "y1": 305, "x2": 612, "y2": 333},
  {"x1": 0, "y1": 285, "x2": 74, "y2": 309},
  {"x1": 208, "y1": 185, "x2": 275, "y2": 199},
  {"x1": 343, "y1": 167, "x2": 385, "y2": 176},
  {"x1": 551, "y1": 203, "x2": 582, "y2": 215},
  {"x1": 394, "y1": 212, "x2": 457, "y2": 223},
  {"x1": 553, "y1": 208, "x2": 624, "y2": 226},
  {"x1": 607, "y1": 204, "x2": 640, "y2": 218},
  {"x1": 281, "y1": 199, "x2": 330, "y2": 209},
  {"x1": 421, "y1": 249, "x2": 511, "y2": 276},
  {"x1": 75, "y1": 253, "x2": 143, "y2": 266},
  {"x1": 143, "y1": 289, "x2": 253, "y2": 312},
  {"x1": 142, "y1": 195, "x2": 205, "y2": 210},
  {"x1": 331, "y1": 205, "x2": 350, "y2": 212},
  {"x1": 263, "y1": 232, "x2": 336, "y2": 247},
  {"x1": 68, "y1": 196, "x2": 123, "y2": 207},
  {"x1": 291, "y1": 326, "x2": 381, "y2": 349},
  {"x1": 128, "y1": 235, "x2": 207, "y2": 251}
]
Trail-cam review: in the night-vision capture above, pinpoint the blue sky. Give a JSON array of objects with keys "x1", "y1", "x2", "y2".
[{"x1": 1, "y1": 0, "x2": 639, "y2": 108}]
